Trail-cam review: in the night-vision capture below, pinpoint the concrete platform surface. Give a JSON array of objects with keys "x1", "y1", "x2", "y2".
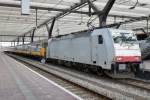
[
  {"x1": 0, "y1": 52, "x2": 81, "y2": 100},
  {"x1": 143, "y1": 60, "x2": 150, "y2": 71}
]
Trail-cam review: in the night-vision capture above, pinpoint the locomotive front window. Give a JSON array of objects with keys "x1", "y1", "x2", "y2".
[
  {"x1": 98, "y1": 35, "x2": 103, "y2": 44},
  {"x1": 113, "y1": 32, "x2": 137, "y2": 44}
]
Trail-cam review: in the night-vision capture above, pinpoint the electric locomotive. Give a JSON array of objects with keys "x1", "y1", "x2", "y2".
[{"x1": 47, "y1": 28, "x2": 142, "y2": 78}]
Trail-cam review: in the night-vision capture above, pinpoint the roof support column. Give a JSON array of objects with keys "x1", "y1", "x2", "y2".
[
  {"x1": 17, "y1": 37, "x2": 19, "y2": 45},
  {"x1": 147, "y1": 18, "x2": 149, "y2": 33},
  {"x1": 46, "y1": 17, "x2": 56, "y2": 39},
  {"x1": 31, "y1": 29, "x2": 35, "y2": 43},
  {"x1": 99, "y1": 0, "x2": 116, "y2": 27},
  {"x1": 11, "y1": 42, "x2": 12, "y2": 47},
  {"x1": 22, "y1": 35, "x2": 25, "y2": 45},
  {"x1": 88, "y1": 4, "x2": 92, "y2": 17},
  {"x1": 14, "y1": 41, "x2": 15, "y2": 47},
  {"x1": 87, "y1": 0, "x2": 116, "y2": 27}
]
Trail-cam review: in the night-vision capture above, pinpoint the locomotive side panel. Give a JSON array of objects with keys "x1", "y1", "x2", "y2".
[
  {"x1": 47, "y1": 29, "x2": 115, "y2": 70},
  {"x1": 48, "y1": 35, "x2": 92, "y2": 65},
  {"x1": 71, "y1": 36, "x2": 92, "y2": 64}
]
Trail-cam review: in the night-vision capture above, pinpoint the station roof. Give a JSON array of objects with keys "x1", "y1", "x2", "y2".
[{"x1": 0, "y1": 0, "x2": 150, "y2": 42}]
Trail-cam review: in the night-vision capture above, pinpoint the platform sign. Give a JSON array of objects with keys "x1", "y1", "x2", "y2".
[{"x1": 21, "y1": 0, "x2": 30, "y2": 15}]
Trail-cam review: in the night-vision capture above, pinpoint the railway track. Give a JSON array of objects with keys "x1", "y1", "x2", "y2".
[
  {"x1": 7, "y1": 53, "x2": 150, "y2": 100},
  {"x1": 118, "y1": 78, "x2": 150, "y2": 91}
]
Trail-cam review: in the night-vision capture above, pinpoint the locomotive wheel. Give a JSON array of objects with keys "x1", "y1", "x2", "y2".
[
  {"x1": 96, "y1": 67, "x2": 104, "y2": 76},
  {"x1": 133, "y1": 64, "x2": 140, "y2": 75}
]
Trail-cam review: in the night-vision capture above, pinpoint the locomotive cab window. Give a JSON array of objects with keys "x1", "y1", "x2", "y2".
[{"x1": 98, "y1": 35, "x2": 103, "y2": 44}]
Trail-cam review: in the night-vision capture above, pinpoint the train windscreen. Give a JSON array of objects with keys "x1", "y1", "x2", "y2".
[{"x1": 113, "y1": 32, "x2": 137, "y2": 44}]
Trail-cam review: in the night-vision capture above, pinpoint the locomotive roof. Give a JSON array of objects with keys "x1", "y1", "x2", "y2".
[{"x1": 53, "y1": 29, "x2": 93, "y2": 39}]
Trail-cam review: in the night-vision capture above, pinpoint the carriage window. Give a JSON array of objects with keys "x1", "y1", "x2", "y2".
[{"x1": 98, "y1": 35, "x2": 103, "y2": 44}]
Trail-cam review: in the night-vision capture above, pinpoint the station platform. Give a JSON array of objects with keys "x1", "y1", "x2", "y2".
[
  {"x1": 0, "y1": 52, "x2": 81, "y2": 100},
  {"x1": 135, "y1": 60, "x2": 150, "y2": 80},
  {"x1": 143, "y1": 60, "x2": 150, "y2": 71}
]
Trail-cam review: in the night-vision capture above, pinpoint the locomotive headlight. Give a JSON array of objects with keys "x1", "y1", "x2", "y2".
[
  {"x1": 113, "y1": 56, "x2": 123, "y2": 62},
  {"x1": 116, "y1": 57, "x2": 123, "y2": 61},
  {"x1": 134, "y1": 56, "x2": 141, "y2": 61}
]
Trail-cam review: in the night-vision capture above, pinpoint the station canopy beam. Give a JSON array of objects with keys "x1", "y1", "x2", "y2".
[
  {"x1": 90, "y1": 15, "x2": 150, "y2": 31},
  {"x1": 133, "y1": 27, "x2": 150, "y2": 35},
  {"x1": 87, "y1": 0, "x2": 116, "y2": 27},
  {"x1": 12, "y1": 0, "x2": 97, "y2": 42},
  {"x1": 133, "y1": 28, "x2": 147, "y2": 33},
  {"x1": 0, "y1": 0, "x2": 91, "y2": 15},
  {"x1": 46, "y1": 17, "x2": 56, "y2": 39},
  {"x1": 113, "y1": 16, "x2": 150, "y2": 30},
  {"x1": 0, "y1": 0, "x2": 137, "y2": 19},
  {"x1": 0, "y1": 35, "x2": 47, "y2": 37},
  {"x1": 31, "y1": 29, "x2": 36, "y2": 43}
]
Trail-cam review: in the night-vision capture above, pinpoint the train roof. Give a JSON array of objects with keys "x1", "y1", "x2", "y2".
[{"x1": 52, "y1": 27, "x2": 133, "y2": 40}]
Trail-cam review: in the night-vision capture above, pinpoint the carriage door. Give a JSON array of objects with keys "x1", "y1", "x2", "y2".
[{"x1": 91, "y1": 35, "x2": 107, "y2": 67}]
